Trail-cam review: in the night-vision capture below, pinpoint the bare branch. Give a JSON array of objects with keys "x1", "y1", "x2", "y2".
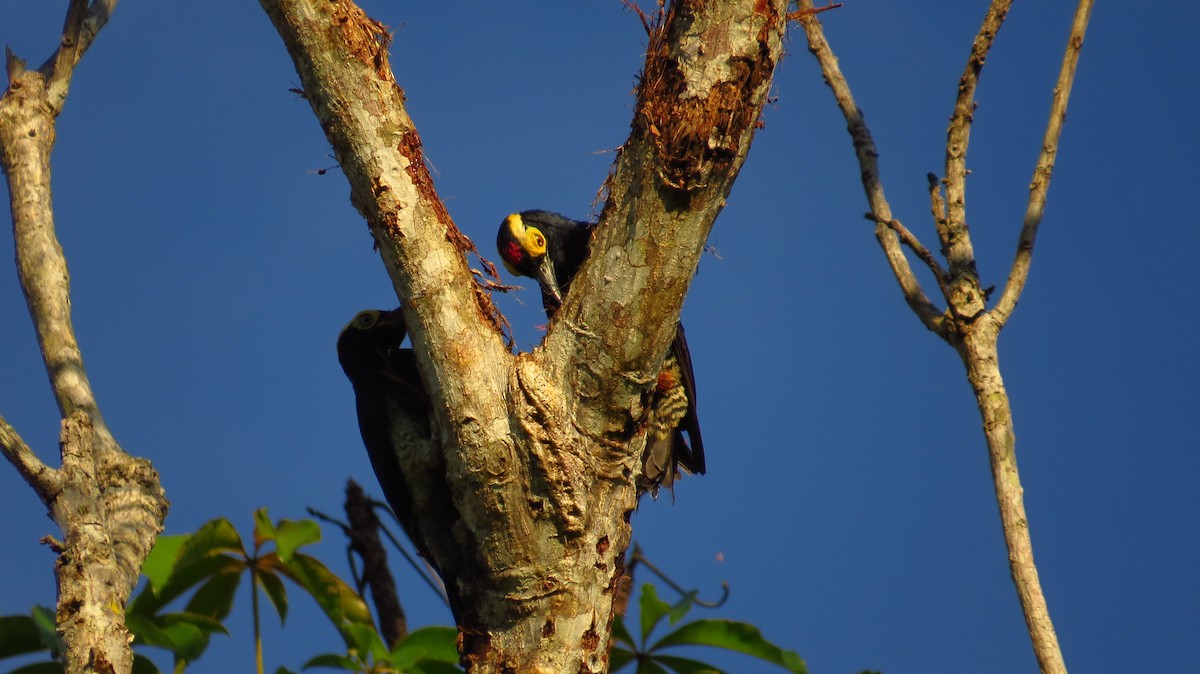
[
  {"x1": 794, "y1": 2, "x2": 946, "y2": 336},
  {"x1": 865, "y1": 212, "x2": 951, "y2": 302},
  {"x1": 0, "y1": 414, "x2": 62, "y2": 504},
  {"x1": 992, "y1": 0, "x2": 1095, "y2": 324},
  {"x1": 942, "y1": 0, "x2": 1013, "y2": 279},
  {"x1": 39, "y1": 0, "x2": 119, "y2": 114}
]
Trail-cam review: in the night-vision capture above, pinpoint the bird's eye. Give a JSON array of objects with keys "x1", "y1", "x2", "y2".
[
  {"x1": 357, "y1": 312, "x2": 377, "y2": 328},
  {"x1": 529, "y1": 229, "x2": 546, "y2": 254}
]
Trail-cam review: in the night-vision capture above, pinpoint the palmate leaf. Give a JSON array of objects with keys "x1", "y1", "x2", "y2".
[
  {"x1": 651, "y1": 620, "x2": 806, "y2": 674},
  {"x1": 131, "y1": 519, "x2": 246, "y2": 616}
]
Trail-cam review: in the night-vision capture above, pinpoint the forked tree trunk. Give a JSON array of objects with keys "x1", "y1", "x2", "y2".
[{"x1": 259, "y1": 0, "x2": 786, "y2": 670}]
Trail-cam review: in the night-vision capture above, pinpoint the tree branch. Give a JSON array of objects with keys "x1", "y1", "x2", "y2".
[
  {"x1": 992, "y1": 0, "x2": 1095, "y2": 324},
  {"x1": 0, "y1": 414, "x2": 62, "y2": 504},
  {"x1": 799, "y1": 4, "x2": 1094, "y2": 673},
  {"x1": 262, "y1": 1, "x2": 789, "y2": 669},
  {"x1": 794, "y1": 2, "x2": 946, "y2": 336},
  {"x1": 2, "y1": 4, "x2": 169, "y2": 673},
  {"x1": 942, "y1": 0, "x2": 1013, "y2": 284}
]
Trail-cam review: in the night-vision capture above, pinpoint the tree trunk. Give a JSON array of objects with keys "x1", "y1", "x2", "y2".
[
  {"x1": 259, "y1": 1, "x2": 786, "y2": 670},
  {"x1": 1, "y1": 5, "x2": 169, "y2": 671}
]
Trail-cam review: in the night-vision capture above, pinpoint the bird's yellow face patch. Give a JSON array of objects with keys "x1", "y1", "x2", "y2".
[{"x1": 500, "y1": 213, "x2": 548, "y2": 276}]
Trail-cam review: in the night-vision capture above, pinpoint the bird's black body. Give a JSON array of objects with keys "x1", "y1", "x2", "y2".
[
  {"x1": 496, "y1": 210, "x2": 706, "y2": 492},
  {"x1": 336, "y1": 309, "x2": 435, "y2": 566}
]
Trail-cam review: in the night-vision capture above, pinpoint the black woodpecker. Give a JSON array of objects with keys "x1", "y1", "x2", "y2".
[
  {"x1": 336, "y1": 308, "x2": 434, "y2": 565},
  {"x1": 496, "y1": 210, "x2": 706, "y2": 492}
]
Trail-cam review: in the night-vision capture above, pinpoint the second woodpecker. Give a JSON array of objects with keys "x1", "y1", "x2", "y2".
[{"x1": 496, "y1": 210, "x2": 706, "y2": 493}]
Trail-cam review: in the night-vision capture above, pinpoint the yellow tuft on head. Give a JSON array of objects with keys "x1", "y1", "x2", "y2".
[{"x1": 507, "y1": 213, "x2": 547, "y2": 258}]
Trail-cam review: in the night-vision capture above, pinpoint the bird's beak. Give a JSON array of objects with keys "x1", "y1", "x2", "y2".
[
  {"x1": 533, "y1": 256, "x2": 563, "y2": 308},
  {"x1": 380, "y1": 308, "x2": 406, "y2": 325}
]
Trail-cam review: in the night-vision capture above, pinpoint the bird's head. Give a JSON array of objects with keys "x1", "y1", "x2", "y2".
[
  {"x1": 496, "y1": 212, "x2": 563, "y2": 305},
  {"x1": 336, "y1": 308, "x2": 408, "y2": 381}
]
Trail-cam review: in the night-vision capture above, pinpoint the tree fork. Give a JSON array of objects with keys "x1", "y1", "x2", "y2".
[{"x1": 261, "y1": 0, "x2": 786, "y2": 671}]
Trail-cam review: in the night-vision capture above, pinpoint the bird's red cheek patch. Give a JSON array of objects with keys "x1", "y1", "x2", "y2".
[{"x1": 501, "y1": 241, "x2": 524, "y2": 267}]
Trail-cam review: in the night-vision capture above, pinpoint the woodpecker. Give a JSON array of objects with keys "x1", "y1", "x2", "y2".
[
  {"x1": 496, "y1": 210, "x2": 705, "y2": 492},
  {"x1": 336, "y1": 308, "x2": 433, "y2": 558}
]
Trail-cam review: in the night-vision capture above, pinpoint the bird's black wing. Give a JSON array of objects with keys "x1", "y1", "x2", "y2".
[{"x1": 670, "y1": 323, "x2": 706, "y2": 475}]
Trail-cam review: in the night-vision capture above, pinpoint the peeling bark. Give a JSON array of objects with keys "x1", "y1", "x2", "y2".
[{"x1": 260, "y1": 0, "x2": 786, "y2": 670}]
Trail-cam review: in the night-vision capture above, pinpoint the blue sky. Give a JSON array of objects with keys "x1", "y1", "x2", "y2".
[{"x1": 2, "y1": 2, "x2": 1196, "y2": 673}]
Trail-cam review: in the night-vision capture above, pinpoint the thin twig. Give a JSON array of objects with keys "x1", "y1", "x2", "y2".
[
  {"x1": 941, "y1": 0, "x2": 1013, "y2": 278},
  {"x1": 0, "y1": 414, "x2": 62, "y2": 503},
  {"x1": 630, "y1": 545, "x2": 729, "y2": 609},
  {"x1": 794, "y1": 2, "x2": 946, "y2": 336},
  {"x1": 865, "y1": 212, "x2": 951, "y2": 301},
  {"x1": 992, "y1": 0, "x2": 1095, "y2": 324}
]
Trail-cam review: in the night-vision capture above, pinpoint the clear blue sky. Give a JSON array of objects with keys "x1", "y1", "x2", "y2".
[{"x1": 2, "y1": 2, "x2": 1196, "y2": 673}]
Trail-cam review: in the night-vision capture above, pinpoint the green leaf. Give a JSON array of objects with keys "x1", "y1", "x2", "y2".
[
  {"x1": 275, "y1": 668, "x2": 300, "y2": 674},
  {"x1": 254, "y1": 508, "x2": 276, "y2": 550},
  {"x1": 300, "y1": 653, "x2": 360, "y2": 671},
  {"x1": 406, "y1": 660, "x2": 464, "y2": 674},
  {"x1": 652, "y1": 620, "x2": 806, "y2": 674},
  {"x1": 184, "y1": 569, "x2": 242, "y2": 621},
  {"x1": 127, "y1": 612, "x2": 215, "y2": 663},
  {"x1": 127, "y1": 611, "x2": 177, "y2": 650},
  {"x1": 654, "y1": 654, "x2": 725, "y2": 674},
  {"x1": 274, "y1": 553, "x2": 373, "y2": 645},
  {"x1": 258, "y1": 563, "x2": 290, "y2": 624},
  {"x1": 609, "y1": 646, "x2": 637, "y2": 672},
  {"x1": 161, "y1": 611, "x2": 229, "y2": 637},
  {"x1": 154, "y1": 620, "x2": 211, "y2": 663},
  {"x1": 667, "y1": 591, "x2": 697, "y2": 627},
  {"x1": 390, "y1": 626, "x2": 460, "y2": 668},
  {"x1": 7, "y1": 662, "x2": 64, "y2": 674},
  {"x1": 345, "y1": 621, "x2": 389, "y2": 663},
  {"x1": 0, "y1": 615, "x2": 47, "y2": 659},
  {"x1": 132, "y1": 653, "x2": 163, "y2": 674},
  {"x1": 611, "y1": 615, "x2": 635, "y2": 648},
  {"x1": 636, "y1": 661, "x2": 671, "y2": 674},
  {"x1": 141, "y1": 534, "x2": 189, "y2": 593},
  {"x1": 130, "y1": 519, "x2": 246, "y2": 616},
  {"x1": 638, "y1": 584, "x2": 671, "y2": 644},
  {"x1": 273, "y1": 519, "x2": 322, "y2": 562},
  {"x1": 29, "y1": 605, "x2": 58, "y2": 654}
]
